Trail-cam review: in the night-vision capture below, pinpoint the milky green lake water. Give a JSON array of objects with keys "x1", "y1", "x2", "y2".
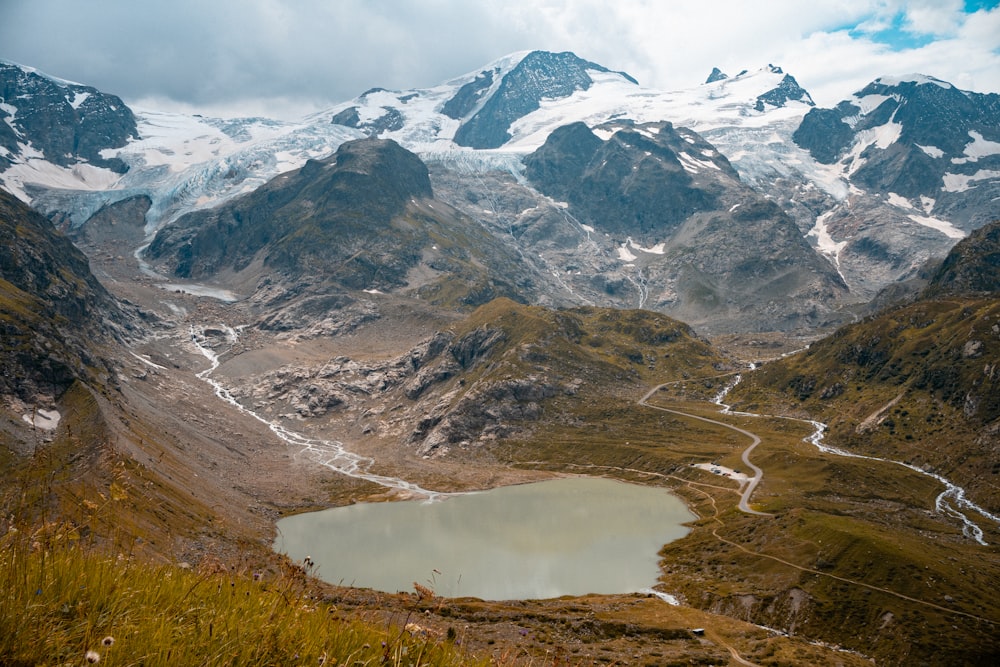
[{"x1": 274, "y1": 477, "x2": 694, "y2": 600}]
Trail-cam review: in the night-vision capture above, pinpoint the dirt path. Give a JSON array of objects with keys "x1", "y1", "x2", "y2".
[
  {"x1": 680, "y1": 476, "x2": 997, "y2": 625},
  {"x1": 636, "y1": 380, "x2": 997, "y2": 626},
  {"x1": 855, "y1": 390, "x2": 906, "y2": 433},
  {"x1": 703, "y1": 627, "x2": 763, "y2": 667},
  {"x1": 638, "y1": 384, "x2": 771, "y2": 517}
]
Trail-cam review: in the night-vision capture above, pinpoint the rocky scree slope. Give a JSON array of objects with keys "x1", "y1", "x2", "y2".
[{"x1": 229, "y1": 298, "x2": 724, "y2": 459}]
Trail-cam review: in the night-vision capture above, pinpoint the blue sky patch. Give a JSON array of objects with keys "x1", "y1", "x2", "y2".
[
  {"x1": 963, "y1": 0, "x2": 1000, "y2": 12},
  {"x1": 850, "y1": 12, "x2": 936, "y2": 50}
]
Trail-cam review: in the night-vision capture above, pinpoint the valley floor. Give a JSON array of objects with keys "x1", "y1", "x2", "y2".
[{"x1": 17, "y1": 232, "x2": 996, "y2": 666}]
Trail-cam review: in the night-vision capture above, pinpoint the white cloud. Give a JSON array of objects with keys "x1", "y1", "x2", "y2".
[
  {"x1": 1, "y1": 0, "x2": 997, "y2": 119},
  {"x1": 899, "y1": 0, "x2": 965, "y2": 36}
]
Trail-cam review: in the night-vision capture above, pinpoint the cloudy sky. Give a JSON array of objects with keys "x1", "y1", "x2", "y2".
[{"x1": 3, "y1": 0, "x2": 999, "y2": 119}]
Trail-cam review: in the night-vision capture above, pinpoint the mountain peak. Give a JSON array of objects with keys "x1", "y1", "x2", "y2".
[
  {"x1": 754, "y1": 71, "x2": 814, "y2": 111},
  {"x1": 872, "y1": 73, "x2": 954, "y2": 90},
  {"x1": 147, "y1": 137, "x2": 435, "y2": 282},
  {"x1": 451, "y1": 50, "x2": 638, "y2": 149},
  {"x1": 0, "y1": 61, "x2": 137, "y2": 178},
  {"x1": 705, "y1": 67, "x2": 729, "y2": 84},
  {"x1": 699, "y1": 64, "x2": 814, "y2": 111},
  {"x1": 0, "y1": 58, "x2": 86, "y2": 88},
  {"x1": 795, "y1": 71, "x2": 999, "y2": 202}
]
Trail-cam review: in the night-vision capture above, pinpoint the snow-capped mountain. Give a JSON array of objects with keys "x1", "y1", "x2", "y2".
[
  {"x1": 1, "y1": 60, "x2": 364, "y2": 228},
  {"x1": 18, "y1": 105, "x2": 362, "y2": 230},
  {"x1": 780, "y1": 75, "x2": 1000, "y2": 298},
  {"x1": 0, "y1": 60, "x2": 137, "y2": 194},
  {"x1": 2, "y1": 51, "x2": 997, "y2": 333},
  {"x1": 0, "y1": 51, "x2": 824, "y2": 227},
  {"x1": 0, "y1": 51, "x2": 824, "y2": 232},
  {"x1": 795, "y1": 74, "x2": 1000, "y2": 227},
  {"x1": 324, "y1": 53, "x2": 815, "y2": 155}
]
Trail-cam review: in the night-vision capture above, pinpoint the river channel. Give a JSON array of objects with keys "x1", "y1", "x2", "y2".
[{"x1": 275, "y1": 477, "x2": 694, "y2": 600}]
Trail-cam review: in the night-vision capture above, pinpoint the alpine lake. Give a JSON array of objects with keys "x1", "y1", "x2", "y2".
[{"x1": 275, "y1": 476, "x2": 695, "y2": 600}]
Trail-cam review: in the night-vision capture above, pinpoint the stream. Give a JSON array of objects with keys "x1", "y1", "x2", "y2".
[
  {"x1": 189, "y1": 324, "x2": 449, "y2": 500},
  {"x1": 713, "y1": 375, "x2": 999, "y2": 545},
  {"x1": 188, "y1": 323, "x2": 696, "y2": 599}
]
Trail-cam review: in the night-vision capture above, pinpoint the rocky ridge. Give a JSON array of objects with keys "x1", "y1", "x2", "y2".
[
  {"x1": 0, "y1": 61, "x2": 137, "y2": 174},
  {"x1": 0, "y1": 188, "x2": 130, "y2": 404},
  {"x1": 145, "y1": 137, "x2": 546, "y2": 313},
  {"x1": 227, "y1": 299, "x2": 721, "y2": 460}
]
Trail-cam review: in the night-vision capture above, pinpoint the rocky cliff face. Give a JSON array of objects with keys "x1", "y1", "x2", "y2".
[
  {"x1": 524, "y1": 120, "x2": 734, "y2": 237},
  {"x1": 793, "y1": 75, "x2": 1000, "y2": 229},
  {"x1": 514, "y1": 119, "x2": 851, "y2": 332},
  {"x1": 923, "y1": 218, "x2": 1000, "y2": 296},
  {"x1": 0, "y1": 188, "x2": 127, "y2": 402},
  {"x1": 0, "y1": 62, "x2": 137, "y2": 174}
]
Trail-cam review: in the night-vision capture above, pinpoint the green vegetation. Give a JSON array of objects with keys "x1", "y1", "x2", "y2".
[
  {"x1": 0, "y1": 526, "x2": 483, "y2": 667},
  {"x1": 731, "y1": 297, "x2": 1000, "y2": 512},
  {"x1": 640, "y1": 375, "x2": 1000, "y2": 665},
  {"x1": 471, "y1": 363, "x2": 1000, "y2": 665},
  {"x1": 456, "y1": 299, "x2": 723, "y2": 382}
]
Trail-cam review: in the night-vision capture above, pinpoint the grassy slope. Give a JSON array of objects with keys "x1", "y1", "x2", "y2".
[
  {"x1": 733, "y1": 297, "x2": 1000, "y2": 513},
  {"x1": 2, "y1": 297, "x2": 876, "y2": 666},
  {"x1": 617, "y1": 380, "x2": 1000, "y2": 666},
  {"x1": 0, "y1": 526, "x2": 480, "y2": 667},
  {"x1": 625, "y1": 297, "x2": 1000, "y2": 665},
  {"x1": 451, "y1": 297, "x2": 1000, "y2": 664},
  {"x1": 453, "y1": 299, "x2": 725, "y2": 392}
]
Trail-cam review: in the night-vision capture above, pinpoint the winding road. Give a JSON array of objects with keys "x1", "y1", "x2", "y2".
[
  {"x1": 639, "y1": 383, "x2": 771, "y2": 517},
  {"x1": 633, "y1": 378, "x2": 998, "y2": 626}
]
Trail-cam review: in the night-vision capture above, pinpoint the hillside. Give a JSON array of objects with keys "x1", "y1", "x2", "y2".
[
  {"x1": 519, "y1": 119, "x2": 849, "y2": 331},
  {"x1": 145, "y1": 137, "x2": 539, "y2": 309},
  {"x1": 726, "y1": 219, "x2": 1000, "y2": 514},
  {"x1": 924, "y1": 218, "x2": 1000, "y2": 297},
  {"x1": 222, "y1": 298, "x2": 726, "y2": 463},
  {"x1": 0, "y1": 189, "x2": 126, "y2": 411},
  {"x1": 0, "y1": 186, "x2": 343, "y2": 562}
]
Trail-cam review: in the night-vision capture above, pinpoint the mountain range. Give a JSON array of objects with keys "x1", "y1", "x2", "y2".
[
  {"x1": 2, "y1": 50, "x2": 999, "y2": 666},
  {"x1": 2, "y1": 50, "x2": 997, "y2": 333}
]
